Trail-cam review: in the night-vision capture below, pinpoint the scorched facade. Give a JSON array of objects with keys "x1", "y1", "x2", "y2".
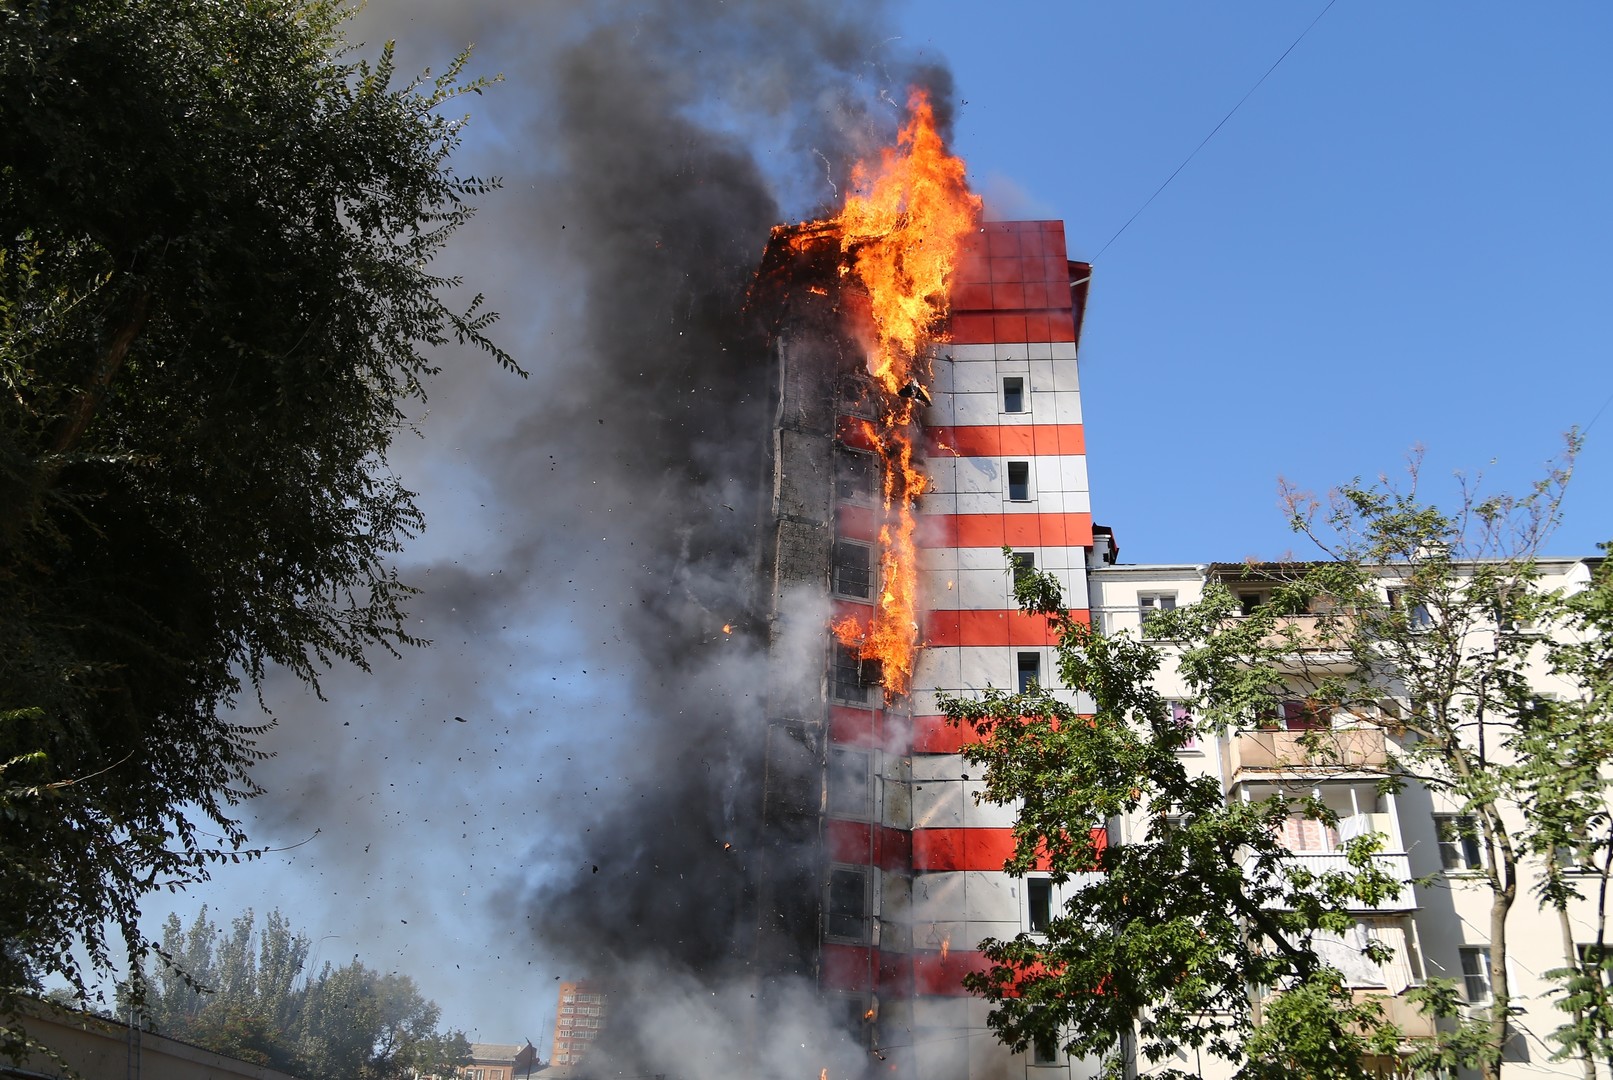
[{"x1": 755, "y1": 218, "x2": 1098, "y2": 1080}]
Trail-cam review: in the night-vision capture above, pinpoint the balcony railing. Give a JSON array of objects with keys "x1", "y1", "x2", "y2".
[
  {"x1": 1245, "y1": 850, "x2": 1416, "y2": 911},
  {"x1": 1228, "y1": 727, "x2": 1389, "y2": 775}
]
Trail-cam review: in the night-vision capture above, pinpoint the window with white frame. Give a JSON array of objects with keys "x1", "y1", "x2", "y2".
[
  {"x1": 1138, "y1": 592, "x2": 1176, "y2": 638},
  {"x1": 1012, "y1": 551, "x2": 1035, "y2": 588},
  {"x1": 1460, "y1": 946, "x2": 1493, "y2": 1003},
  {"x1": 1003, "y1": 375, "x2": 1026, "y2": 414},
  {"x1": 1387, "y1": 587, "x2": 1433, "y2": 629},
  {"x1": 1027, "y1": 878, "x2": 1053, "y2": 933},
  {"x1": 1007, "y1": 461, "x2": 1031, "y2": 501},
  {"x1": 1168, "y1": 701, "x2": 1197, "y2": 752},
  {"x1": 1017, "y1": 652, "x2": 1041, "y2": 693},
  {"x1": 1435, "y1": 814, "x2": 1485, "y2": 871}
]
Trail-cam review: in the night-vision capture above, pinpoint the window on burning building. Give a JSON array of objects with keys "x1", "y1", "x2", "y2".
[
  {"x1": 1017, "y1": 652, "x2": 1041, "y2": 693},
  {"x1": 1007, "y1": 460, "x2": 1031, "y2": 501},
  {"x1": 831, "y1": 643, "x2": 870, "y2": 706},
  {"x1": 1003, "y1": 375, "x2": 1026, "y2": 413},
  {"x1": 828, "y1": 746, "x2": 874, "y2": 819},
  {"x1": 836, "y1": 448, "x2": 878, "y2": 504},
  {"x1": 826, "y1": 864, "x2": 871, "y2": 941},
  {"x1": 832, "y1": 540, "x2": 873, "y2": 600},
  {"x1": 1027, "y1": 877, "x2": 1053, "y2": 933}
]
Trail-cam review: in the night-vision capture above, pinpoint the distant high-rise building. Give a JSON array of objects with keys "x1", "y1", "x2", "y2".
[{"x1": 549, "y1": 980, "x2": 607, "y2": 1071}]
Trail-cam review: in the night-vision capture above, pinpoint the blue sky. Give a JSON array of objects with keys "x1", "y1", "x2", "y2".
[
  {"x1": 900, "y1": 2, "x2": 1611, "y2": 562},
  {"x1": 140, "y1": 1, "x2": 1612, "y2": 1048}
]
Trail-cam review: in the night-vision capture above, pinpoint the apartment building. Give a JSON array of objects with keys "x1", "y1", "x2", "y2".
[
  {"x1": 1090, "y1": 557, "x2": 1604, "y2": 1078},
  {"x1": 549, "y1": 981, "x2": 607, "y2": 1071}
]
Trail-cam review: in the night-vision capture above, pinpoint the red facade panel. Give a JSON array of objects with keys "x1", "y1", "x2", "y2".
[
  {"x1": 826, "y1": 818, "x2": 913, "y2": 873},
  {"x1": 926, "y1": 424, "x2": 1086, "y2": 458},
  {"x1": 922, "y1": 512, "x2": 1095, "y2": 549}
]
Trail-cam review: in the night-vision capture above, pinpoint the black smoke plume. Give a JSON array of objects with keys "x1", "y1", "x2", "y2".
[{"x1": 225, "y1": 0, "x2": 957, "y2": 1067}]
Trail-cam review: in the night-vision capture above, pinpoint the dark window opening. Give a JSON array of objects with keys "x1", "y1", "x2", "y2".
[
  {"x1": 1028, "y1": 878, "x2": 1052, "y2": 932},
  {"x1": 1031, "y1": 1035, "x2": 1058, "y2": 1065},
  {"x1": 832, "y1": 644, "x2": 869, "y2": 705},
  {"x1": 827, "y1": 867, "x2": 868, "y2": 939},
  {"x1": 1017, "y1": 652, "x2": 1041, "y2": 693},
  {"x1": 1237, "y1": 591, "x2": 1265, "y2": 617},
  {"x1": 833, "y1": 541, "x2": 873, "y2": 600},
  {"x1": 1003, "y1": 376, "x2": 1025, "y2": 413},
  {"x1": 1012, "y1": 551, "x2": 1035, "y2": 587},
  {"x1": 1007, "y1": 461, "x2": 1030, "y2": 501}
]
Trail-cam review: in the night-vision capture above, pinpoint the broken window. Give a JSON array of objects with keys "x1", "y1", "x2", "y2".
[
  {"x1": 832, "y1": 540, "x2": 873, "y2": 600},
  {"x1": 826, "y1": 865, "x2": 870, "y2": 940},
  {"x1": 835, "y1": 448, "x2": 877, "y2": 504},
  {"x1": 832, "y1": 643, "x2": 870, "y2": 705}
]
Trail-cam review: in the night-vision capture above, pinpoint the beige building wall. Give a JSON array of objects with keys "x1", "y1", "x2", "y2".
[{"x1": 1089, "y1": 557, "x2": 1605, "y2": 1079}]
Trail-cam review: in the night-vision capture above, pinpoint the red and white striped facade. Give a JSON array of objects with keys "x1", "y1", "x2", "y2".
[{"x1": 818, "y1": 220, "x2": 1096, "y2": 1080}]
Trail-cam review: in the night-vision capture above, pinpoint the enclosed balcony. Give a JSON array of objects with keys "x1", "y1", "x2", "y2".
[{"x1": 1227, "y1": 725, "x2": 1390, "y2": 778}]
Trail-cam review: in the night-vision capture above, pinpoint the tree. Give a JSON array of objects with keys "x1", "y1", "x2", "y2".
[
  {"x1": 943, "y1": 558, "x2": 1406, "y2": 1080},
  {"x1": 1280, "y1": 448, "x2": 1576, "y2": 1080},
  {"x1": 1517, "y1": 543, "x2": 1613, "y2": 1074},
  {"x1": 0, "y1": 0, "x2": 517, "y2": 1046},
  {"x1": 130, "y1": 907, "x2": 469, "y2": 1079},
  {"x1": 948, "y1": 445, "x2": 1597, "y2": 1079}
]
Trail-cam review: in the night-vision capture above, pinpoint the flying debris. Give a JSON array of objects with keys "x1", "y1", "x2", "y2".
[{"x1": 896, "y1": 380, "x2": 931, "y2": 406}]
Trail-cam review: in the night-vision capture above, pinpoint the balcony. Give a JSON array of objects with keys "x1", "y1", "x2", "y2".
[
  {"x1": 1244, "y1": 850, "x2": 1416, "y2": 912},
  {"x1": 1228, "y1": 726, "x2": 1389, "y2": 777}
]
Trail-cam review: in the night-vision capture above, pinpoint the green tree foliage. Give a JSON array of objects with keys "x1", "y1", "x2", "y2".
[
  {"x1": 949, "y1": 445, "x2": 1604, "y2": 1080},
  {"x1": 0, "y1": 0, "x2": 516, "y2": 1045},
  {"x1": 943, "y1": 557, "x2": 1405, "y2": 1080},
  {"x1": 1521, "y1": 545, "x2": 1613, "y2": 1073},
  {"x1": 1280, "y1": 448, "x2": 1577, "y2": 1080},
  {"x1": 130, "y1": 907, "x2": 470, "y2": 1078}
]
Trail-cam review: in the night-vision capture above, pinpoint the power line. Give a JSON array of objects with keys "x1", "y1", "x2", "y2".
[{"x1": 1093, "y1": 0, "x2": 1340, "y2": 260}]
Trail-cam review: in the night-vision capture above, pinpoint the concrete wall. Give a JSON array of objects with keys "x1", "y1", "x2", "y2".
[{"x1": 10, "y1": 1003, "x2": 304, "y2": 1080}]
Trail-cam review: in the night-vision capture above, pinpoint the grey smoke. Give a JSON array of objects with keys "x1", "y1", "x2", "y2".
[{"x1": 216, "y1": 0, "x2": 958, "y2": 1063}]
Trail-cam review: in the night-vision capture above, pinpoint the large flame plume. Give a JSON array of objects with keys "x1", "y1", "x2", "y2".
[{"x1": 813, "y1": 89, "x2": 981, "y2": 696}]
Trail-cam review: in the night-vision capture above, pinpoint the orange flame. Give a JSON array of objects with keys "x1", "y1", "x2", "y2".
[
  {"x1": 797, "y1": 89, "x2": 979, "y2": 698},
  {"x1": 721, "y1": 623, "x2": 733, "y2": 635},
  {"x1": 940, "y1": 932, "x2": 951, "y2": 961},
  {"x1": 836, "y1": 90, "x2": 981, "y2": 393}
]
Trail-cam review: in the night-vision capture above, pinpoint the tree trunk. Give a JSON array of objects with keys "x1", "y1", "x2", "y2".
[
  {"x1": 1555, "y1": 900, "x2": 1597, "y2": 1080},
  {"x1": 49, "y1": 288, "x2": 150, "y2": 456},
  {"x1": 1485, "y1": 851, "x2": 1517, "y2": 1080}
]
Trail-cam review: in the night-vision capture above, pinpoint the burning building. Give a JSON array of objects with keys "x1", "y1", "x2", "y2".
[{"x1": 749, "y1": 93, "x2": 1098, "y2": 1080}]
